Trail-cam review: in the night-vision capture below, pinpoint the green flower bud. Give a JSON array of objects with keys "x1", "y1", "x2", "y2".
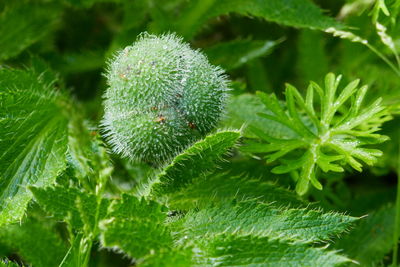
[{"x1": 102, "y1": 33, "x2": 229, "y2": 163}]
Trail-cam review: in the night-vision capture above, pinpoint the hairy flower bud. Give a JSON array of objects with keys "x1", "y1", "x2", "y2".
[{"x1": 102, "y1": 33, "x2": 229, "y2": 163}]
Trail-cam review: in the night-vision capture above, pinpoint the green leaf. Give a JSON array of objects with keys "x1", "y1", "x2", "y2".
[
  {"x1": 251, "y1": 73, "x2": 392, "y2": 194},
  {"x1": 168, "y1": 173, "x2": 304, "y2": 210},
  {"x1": 58, "y1": 233, "x2": 83, "y2": 267},
  {"x1": 146, "y1": 130, "x2": 240, "y2": 197},
  {"x1": 0, "y1": 1, "x2": 61, "y2": 61},
  {"x1": 174, "y1": 0, "x2": 343, "y2": 38},
  {"x1": 0, "y1": 67, "x2": 69, "y2": 225},
  {"x1": 196, "y1": 235, "x2": 351, "y2": 266},
  {"x1": 335, "y1": 204, "x2": 395, "y2": 266},
  {"x1": 30, "y1": 186, "x2": 109, "y2": 232},
  {"x1": 221, "y1": 94, "x2": 296, "y2": 139},
  {"x1": 99, "y1": 194, "x2": 172, "y2": 260},
  {"x1": 205, "y1": 39, "x2": 281, "y2": 71},
  {"x1": 178, "y1": 201, "x2": 357, "y2": 244},
  {"x1": 0, "y1": 218, "x2": 67, "y2": 267}
]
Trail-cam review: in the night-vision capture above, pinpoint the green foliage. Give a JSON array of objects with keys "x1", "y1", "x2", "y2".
[
  {"x1": 177, "y1": 201, "x2": 357, "y2": 243},
  {"x1": 1, "y1": 1, "x2": 400, "y2": 266},
  {"x1": 103, "y1": 33, "x2": 229, "y2": 163},
  {"x1": 168, "y1": 173, "x2": 304, "y2": 210},
  {"x1": 172, "y1": 0, "x2": 343, "y2": 38},
  {"x1": 335, "y1": 204, "x2": 395, "y2": 266},
  {"x1": 100, "y1": 194, "x2": 172, "y2": 260},
  {"x1": 195, "y1": 235, "x2": 351, "y2": 267},
  {"x1": 244, "y1": 73, "x2": 392, "y2": 195},
  {"x1": 30, "y1": 185, "x2": 109, "y2": 231},
  {"x1": 0, "y1": 67, "x2": 69, "y2": 225},
  {"x1": 147, "y1": 130, "x2": 240, "y2": 197},
  {"x1": 0, "y1": 1, "x2": 61, "y2": 61},
  {"x1": 0, "y1": 218, "x2": 67, "y2": 267},
  {"x1": 222, "y1": 94, "x2": 296, "y2": 138},
  {"x1": 205, "y1": 39, "x2": 281, "y2": 71}
]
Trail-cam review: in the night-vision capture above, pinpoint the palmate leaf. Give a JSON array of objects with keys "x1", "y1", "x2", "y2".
[
  {"x1": 0, "y1": 67, "x2": 69, "y2": 225},
  {"x1": 177, "y1": 201, "x2": 357, "y2": 244},
  {"x1": 245, "y1": 73, "x2": 392, "y2": 195},
  {"x1": 145, "y1": 130, "x2": 240, "y2": 197},
  {"x1": 195, "y1": 235, "x2": 351, "y2": 267}
]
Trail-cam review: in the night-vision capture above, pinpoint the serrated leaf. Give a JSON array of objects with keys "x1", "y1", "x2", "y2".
[
  {"x1": 30, "y1": 186, "x2": 109, "y2": 232},
  {"x1": 0, "y1": 218, "x2": 67, "y2": 267},
  {"x1": 178, "y1": 201, "x2": 357, "y2": 244},
  {"x1": 0, "y1": 1, "x2": 61, "y2": 61},
  {"x1": 147, "y1": 130, "x2": 240, "y2": 197},
  {"x1": 0, "y1": 67, "x2": 69, "y2": 225},
  {"x1": 100, "y1": 194, "x2": 172, "y2": 260},
  {"x1": 168, "y1": 173, "x2": 304, "y2": 210},
  {"x1": 173, "y1": 0, "x2": 343, "y2": 38},
  {"x1": 196, "y1": 235, "x2": 351, "y2": 266}
]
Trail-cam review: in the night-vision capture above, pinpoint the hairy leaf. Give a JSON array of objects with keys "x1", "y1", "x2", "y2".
[
  {"x1": 100, "y1": 194, "x2": 171, "y2": 260},
  {"x1": 146, "y1": 130, "x2": 240, "y2": 197},
  {"x1": 0, "y1": 67, "x2": 68, "y2": 225},
  {"x1": 168, "y1": 173, "x2": 304, "y2": 210},
  {"x1": 178, "y1": 201, "x2": 357, "y2": 244},
  {"x1": 174, "y1": 0, "x2": 343, "y2": 38},
  {"x1": 30, "y1": 186, "x2": 109, "y2": 232},
  {"x1": 196, "y1": 235, "x2": 351, "y2": 266}
]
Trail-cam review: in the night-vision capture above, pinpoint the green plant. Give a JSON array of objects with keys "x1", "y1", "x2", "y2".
[
  {"x1": 1, "y1": 1, "x2": 400, "y2": 267},
  {"x1": 102, "y1": 33, "x2": 228, "y2": 163},
  {"x1": 243, "y1": 73, "x2": 392, "y2": 195}
]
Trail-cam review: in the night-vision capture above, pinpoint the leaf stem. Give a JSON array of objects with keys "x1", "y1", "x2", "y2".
[
  {"x1": 392, "y1": 130, "x2": 400, "y2": 266},
  {"x1": 364, "y1": 43, "x2": 400, "y2": 77}
]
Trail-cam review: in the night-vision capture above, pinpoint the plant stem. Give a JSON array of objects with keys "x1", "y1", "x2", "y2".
[
  {"x1": 365, "y1": 43, "x2": 400, "y2": 77},
  {"x1": 393, "y1": 131, "x2": 400, "y2": 267}
]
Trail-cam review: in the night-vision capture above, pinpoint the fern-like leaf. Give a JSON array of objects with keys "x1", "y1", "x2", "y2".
[{"x1": 245, "y1": 73, "x2": 392, "y2": 195}]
